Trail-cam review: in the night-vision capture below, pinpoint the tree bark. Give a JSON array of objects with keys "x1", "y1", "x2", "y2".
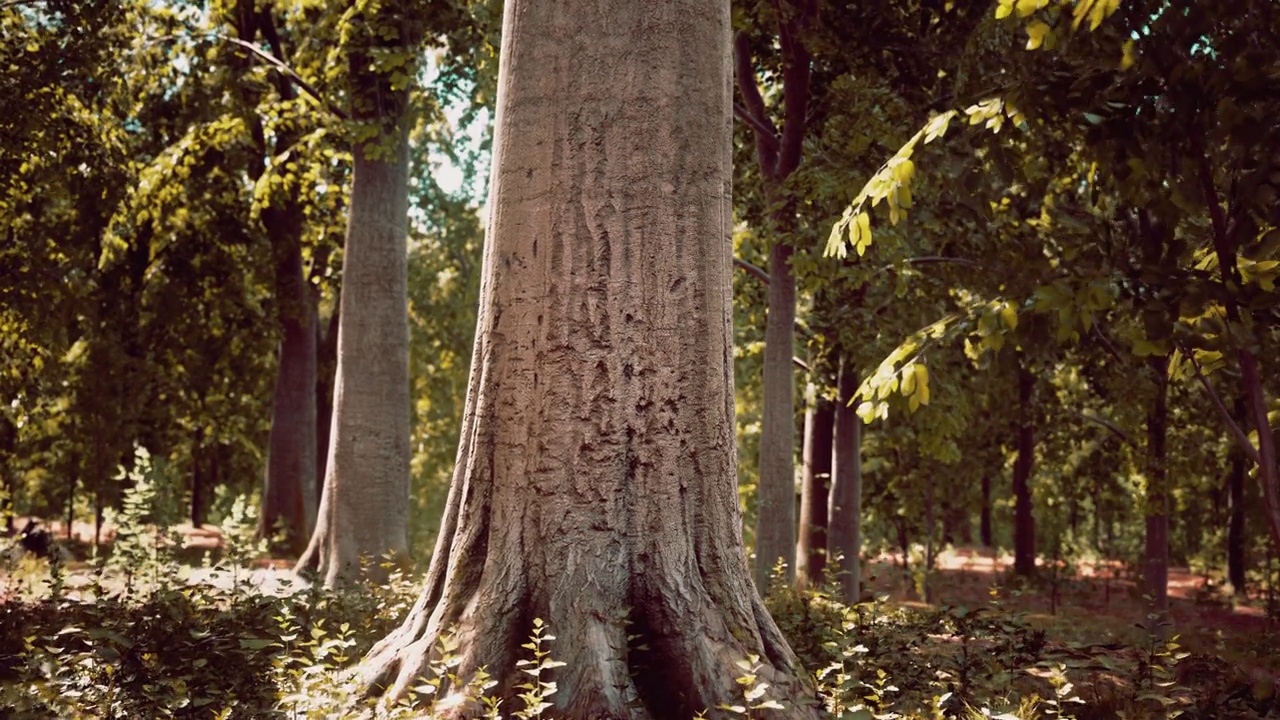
[
  {"x1": 734, "y1": 6, "x2": 817, "y2": 593},
  {"x1": 796, "y1": 390, "x2": 833, "y2": 587},
  {"x1": 191, "y1": 430, "x2": 205, "y2": 528},
  {"x1": 315, "y1": 305, "x2": 339, "y2": 505},
  {"x1": 754, "y1": 240, "x2": 797, "y2": 589},
  {"x1": 357, "y1": 2, "x2": 818, "y2": 716},
  {"x1": 296, "y1": 126, "x2": 412, "y2": 586},
  {"x1": 1228, "y1": 395, "x2": 1248, "y2": 595},
  {"x1": 1144, "y1": 354, "x2": 1170, "y2": 612},
  {"x1": 828, "y1": 358, "x2": 862, "y2": 604},
  {"x1": 261, "y1": 229, "x2": 318, "y2": 554},
  {"x1": 1013, "y1": 361, "x2": 1036, "y2": 576},
  {"x1": 980, "y1": 473, "x2": 993, "y2": 548}
]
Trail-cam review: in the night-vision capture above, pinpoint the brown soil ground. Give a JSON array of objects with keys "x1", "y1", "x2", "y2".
[{"x1": 864, "y1": 546, "x2": 1280, "y2": 678}]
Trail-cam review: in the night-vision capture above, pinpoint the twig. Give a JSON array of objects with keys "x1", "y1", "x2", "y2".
[{"x1": 873, "y1": 256, "x2": 981, "y2": 277}]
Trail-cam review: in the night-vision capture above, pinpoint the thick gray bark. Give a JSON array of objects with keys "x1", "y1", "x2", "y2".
[
  {"x1": 828, "y1": 358, "x2": 862, "y2": 604},
  {"x1": 295, "y1": 127, "x2": 412, "y2": 587},
  {"x1": 358, "y1": 2, "x2": 817, "y2": 716}
]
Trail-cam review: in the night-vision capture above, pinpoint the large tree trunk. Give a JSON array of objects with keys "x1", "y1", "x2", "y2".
[
  {"x1": 261, "y1": 229, "x2": 318, "y2": 554},
  {"x1": 828, "y1": 357, "x2": 862, "y2": 604},
  {"x1": 295, "y1": 126, "x2": 412, "y2": 586},
  {"x1": 1143, "y1": 355, "x2": 1170, "y2": 612},
  {"x1": 754, "y1": 240, "x2": 797, "y2": 589},
  {"x1": 1013, "y1": 360, "x2": 1036, "y2": 577},
  {"x1": 796, "y1": 390, "x2": 833, "y2": 587},
  {"x1": 358, "y1": 2, "x2": 818, "y2": 716}
]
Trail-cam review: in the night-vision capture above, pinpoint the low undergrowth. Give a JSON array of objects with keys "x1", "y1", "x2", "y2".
[{"x1": 1, "y1": 528, "x2": 1276, "y2": 719}]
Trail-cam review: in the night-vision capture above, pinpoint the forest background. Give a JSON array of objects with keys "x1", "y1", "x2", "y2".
[{"x1": 2, "y1": 0, "x2": 1280, "y2": 715}]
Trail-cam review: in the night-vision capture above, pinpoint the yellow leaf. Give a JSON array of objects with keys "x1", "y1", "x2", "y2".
[
  {"x1": 1026, "y1": 21, "x2": 1051, "y2": 50},
  {"x1": 914, "y1": 363, "x2": 929, "y2": 393},
  {"x1": 1016, "y1": 0, "x2": 1043, "y2": 17},
  {"x1": 856, "y1": 402, "x2": 878, "y2": 424},
  {"x1": 901, "y1": 365, "x2": 917, "y2": 395},
  {"x1": 892, "y1": 158, "x2": 916, "y2": 184},
  {"x1": 1120, "y1": 39, "x2": 1136, "y2": 69},
  {"x1": 1000, "y1": 303, "x2": 1018, "y2": 330},
  {"x1": 855, "y1": 212, "x2": 872, "y2": 256},
  {"x1": 995, "y1": 0, "x2": 1014, "y2": 19}
]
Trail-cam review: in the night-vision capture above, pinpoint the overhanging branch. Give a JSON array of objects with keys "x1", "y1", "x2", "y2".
[{"x1": 221, "y1": 36, "x2": 348, "y2": 121}]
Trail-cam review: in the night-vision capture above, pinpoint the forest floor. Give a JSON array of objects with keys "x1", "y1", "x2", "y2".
[
  {"x1": 11, "y1": 518, "x2": 1280, "y2": 678},
  {"x1": 864, "y1": 546, "x2": 1280, "y2": 678}
]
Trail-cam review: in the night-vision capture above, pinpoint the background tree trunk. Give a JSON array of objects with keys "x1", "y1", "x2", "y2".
[
  {"x1": 754, "y1": 240, "x2": 797, "y2": 589},
  {"x1": 980, "y1": 473, "x2": 993, "y2": 548},
  {"x1": 796, "y1": 391, "x2": 833, "y2": 586},
  {"x1": 1228, "y1": 397, "x2": 1248, "y2": 595},
  {"x1": 295, "y1": 130, "x2": 412, "y2": 586},
  {"x1": 734, "y1": 7, "x2": 816, "y2": 593},
  {"x1": 261, "y1": 233, "x2": 318, "y2": 554},
  {"x1": 315, "y1": 305, "x2": 339, "y2": 503},
  {"x1": 1144, "y1": 354, "x2": 1170, "y2": 612},
  {"x1": 829, "y1": 357, "x2": 862, "y2": 604},
  {"x1": 358, "y1": 2, "x2": 818, "y2": 716},
  {"x1": 1013, "y1": 360, "x2": 1036, "y2": 576}
]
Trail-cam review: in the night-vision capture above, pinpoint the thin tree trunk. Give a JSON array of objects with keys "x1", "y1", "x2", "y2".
[
  {"x1": 315, "y1": 305, "x2": 339, "y2": 504},
  {"x1": 1013, "y1": 360, "x2": 1036, "y2": 576},
  {"x1": 260, "y1": 237, "x2": 318, "y2": 553},
  {"x1": 734, "y1": 9, "x2": 815, "y2": 593},
  {"x1": 296, "y1": 126, "x2": 412, "y2": 586},
  {"x1": 1193, "y1": 150, "x2": 1280, "y2": 556},
  {"x1": 1144, "y1": 354, "x2": 1170, "y2": 612},
  {"x1": 829, "y1": 358, "x2": 862, "y2": 604},
  {"x1": 980, "y1": 473, "x2": 993, "y2": 548},
  {"x1": 1239, "y1": 349, "x2": 1280, "y2": 555},
  {"x1": 358, "y1": 3, "x2": 818, "y2": 715},
  {"x1": 797, "y1": 391, "x2": 833, "y2": 587},
  {"x1": 191, "y1": 430, "x2": 204, "y2": 528},
  {"x1": 754, "y1": 239, "x2": 797, "y2": 589},
  {"x1": 1228, "y1": 395, "x2": 1248, "y2": 595}
]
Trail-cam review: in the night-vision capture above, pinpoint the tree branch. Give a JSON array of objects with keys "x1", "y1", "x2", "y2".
[
  {"x1": 733, "y1": 32, "x2": 778, "y2": 177},
  {"x1": 774, "y1": 0, "x2": 815, "y2": 179},
  {"x1": 1091, "y1": 324, "x2": 1125, "y2": 363},
  {"x1": 1076, "y1": 411, "x2": 1135, "y2": 447},
  {"x1": 734, "y1": 103, "x2": 779, "y2": 152},
  {"x1": 733, "y1": 256, "x2": 770, "y2": 285},
  {"x1": 1184, "y1": 346, "x2": 1262, "y2": 466},
  {"x1": 873, "y1": 256, "x2": 981, "y2": 277},
  {"x1": 222, "y1": 36, "x2": 348, "y2": 120}
]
